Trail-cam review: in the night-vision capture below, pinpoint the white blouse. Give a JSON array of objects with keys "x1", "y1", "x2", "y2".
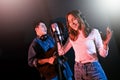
[{"x1": 70, "y1": 29, "x2": 108, "y2": 63}]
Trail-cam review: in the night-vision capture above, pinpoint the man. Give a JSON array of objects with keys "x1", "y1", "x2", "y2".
[{"x1": 28, "y1": 20, "x2": 58, "y2": 80}]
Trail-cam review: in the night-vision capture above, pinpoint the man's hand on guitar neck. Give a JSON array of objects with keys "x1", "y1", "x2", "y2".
[
  {"x1": 37, "y1": 56, "x2": 56, "y2": 65},
  {"x1": 48, "y1": 56, "x2": 56, "y2": 64}
]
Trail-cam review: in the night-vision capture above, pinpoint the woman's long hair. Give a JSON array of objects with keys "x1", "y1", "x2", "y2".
[{"x1": 66, "y1": 10, "x2": 92, "y2": 41}]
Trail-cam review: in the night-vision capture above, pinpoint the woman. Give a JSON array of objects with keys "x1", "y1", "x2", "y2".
[{"x1": 60, "y1": 10, "x2": 112, "y2": 80}]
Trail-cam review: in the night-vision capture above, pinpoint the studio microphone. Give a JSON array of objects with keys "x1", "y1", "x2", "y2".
[{"x1": 51, "y1": 23, "x2": 62, "y2": 42}]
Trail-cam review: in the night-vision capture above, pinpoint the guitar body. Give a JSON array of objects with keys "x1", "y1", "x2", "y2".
[{"x1": 37, "y1": 47, "x2": 58, "y2": 79}]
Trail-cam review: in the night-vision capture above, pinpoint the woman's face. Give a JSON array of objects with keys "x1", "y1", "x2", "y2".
[{"x1": 67, "y1": 14, "x2": 79, "y2": 31}]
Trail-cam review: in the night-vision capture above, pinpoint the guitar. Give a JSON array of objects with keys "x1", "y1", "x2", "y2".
[{"x1": 37, "y1": 47, "x2": 58, "y2": 79}]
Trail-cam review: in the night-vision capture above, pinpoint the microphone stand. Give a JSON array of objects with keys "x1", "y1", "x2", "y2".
[{"x1": 54, "y1": 31, "x2": 63, "y2": 80}]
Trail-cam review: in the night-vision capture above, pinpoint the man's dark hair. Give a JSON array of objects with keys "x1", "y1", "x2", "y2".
[{"x1": 33, "y1": 20, "x2": 46, "y2": 29}]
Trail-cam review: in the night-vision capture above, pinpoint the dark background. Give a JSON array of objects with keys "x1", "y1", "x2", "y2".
[{"x1": 0, "y1": 0, "x2": 120, "y2": 80}]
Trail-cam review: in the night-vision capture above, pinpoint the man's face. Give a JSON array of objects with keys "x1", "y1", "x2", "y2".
[{"x1": 35, "y1": 22, "x2": 47, "y2": 36}]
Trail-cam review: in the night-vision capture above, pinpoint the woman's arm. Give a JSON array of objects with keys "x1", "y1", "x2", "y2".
[
  {"x1": 94, "y1": 27, "x2": 112, "y2": 58},
  {"x1": 58, "y1": 38, "x2": 72, "y2": 56},
  {"x1": 63, "y1": 38, "x2": 72, "y2": 53},
  {"x1": 103, "y1": 27, "x2": 113, "y2": 50}
]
